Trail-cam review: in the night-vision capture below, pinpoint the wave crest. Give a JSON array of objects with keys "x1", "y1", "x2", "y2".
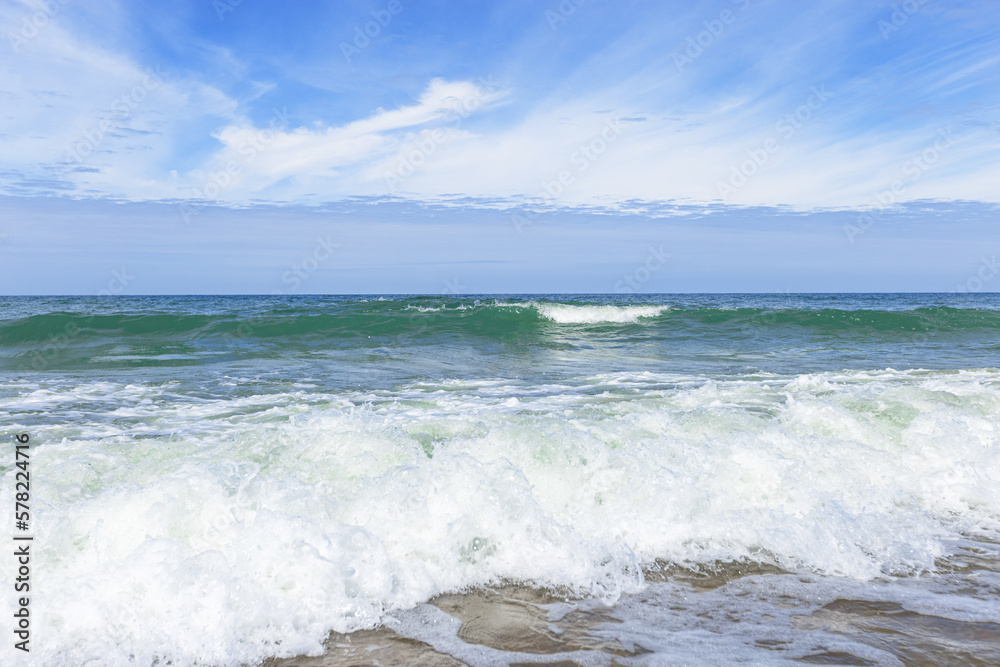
[{"x1": 530, "y1": 303, "x2": 669, "y2": 324}]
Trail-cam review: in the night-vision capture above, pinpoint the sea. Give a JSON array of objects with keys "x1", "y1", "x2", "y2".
[{"x1": 1, "y1": 294, "x2": 999, "y2": 666}]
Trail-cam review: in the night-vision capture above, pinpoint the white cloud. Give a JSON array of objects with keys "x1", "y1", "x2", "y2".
[
  {"x1": 185, "y1": 78, "x2": 507, "y2": 200},
  {"x1": 0, "y1": 0, "x2": 236, "y2": 199},
  {"x1": 1, "y1": 0, "x2": 998, "y2": 211}
]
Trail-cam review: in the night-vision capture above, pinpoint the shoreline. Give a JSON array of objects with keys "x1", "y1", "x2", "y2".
[{"x1": 263, "y1": 556, "x2": 1000, "y2": 666}]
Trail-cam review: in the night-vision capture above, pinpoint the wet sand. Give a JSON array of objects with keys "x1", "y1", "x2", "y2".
[{"x1": 264, "y1": 556, "x2": 1000, "y2": 667}]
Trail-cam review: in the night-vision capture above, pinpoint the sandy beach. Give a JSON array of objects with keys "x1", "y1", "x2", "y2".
[{"x1": 267, "y1": 556, "x2": 1000, "y2": 666}]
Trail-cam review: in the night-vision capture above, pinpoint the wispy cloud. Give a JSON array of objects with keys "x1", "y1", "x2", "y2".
[
  {"x1": 190, "y1": 78, "x2": 508, "y2": 201},
  {"x1": 0, "y1": 0, "x2": 997, "y2": 209}
]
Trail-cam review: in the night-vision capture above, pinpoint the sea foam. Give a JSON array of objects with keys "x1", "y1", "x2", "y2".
[
  {"x1": 2, "y1": 369, "x2": 999, "y2": 665},
  {"x1": 530, "y1": 302, "x2": 668, "y2": 323}
]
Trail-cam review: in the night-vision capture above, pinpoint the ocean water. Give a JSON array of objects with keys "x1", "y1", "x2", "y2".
[{"x1": 1, "y1": 294, "x2": 999, "y2": 666}]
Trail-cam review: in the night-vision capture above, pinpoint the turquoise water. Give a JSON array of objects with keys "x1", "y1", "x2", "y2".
[
  {"x1": 4, "y1": 293, "x2": 1000, "y2": 379},
  {"x1": 1, "y1": 294, "x2": 999, "y2": 665}
]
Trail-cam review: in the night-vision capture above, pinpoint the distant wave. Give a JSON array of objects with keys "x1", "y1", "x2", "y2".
[
  {"x1": 529, "y1": 302, "x2": 669, "y2": 323},
  {"x1": 3, "y1": 301, "x2": 1000, "y2": 372},
  {"x1": 3, "y1": 303, "x2": 999, "y2": 344}
]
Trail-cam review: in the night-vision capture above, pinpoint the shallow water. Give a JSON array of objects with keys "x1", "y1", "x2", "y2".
[
  {"x1": 268, "y1": 554, "x2": 1000, "y2": 666},
  {"x1": 1, "y1": 294, "x2": 998, "y2": 665}
]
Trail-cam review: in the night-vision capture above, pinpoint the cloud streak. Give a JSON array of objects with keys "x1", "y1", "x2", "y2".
[{"x1": 0, "y1": 0, "x2": 996, "y2": 210}]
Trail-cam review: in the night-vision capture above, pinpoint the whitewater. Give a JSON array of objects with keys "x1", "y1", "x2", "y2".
[{"x1": 1, "y1": 294, "x2": 999, "y2": 665}]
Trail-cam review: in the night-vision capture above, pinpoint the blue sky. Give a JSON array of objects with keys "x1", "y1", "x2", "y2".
[{"x1": 0, "y1": 0, "x2": 998, "y2": 293}]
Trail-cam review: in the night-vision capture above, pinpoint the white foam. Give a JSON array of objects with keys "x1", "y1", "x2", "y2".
[
  {"x1": 403, "y1": 304, "x2": 475, "y2": 312},
  {"x1": 389, "y1": 561, "x2": 1000, "y2": 665},
  {"x1": 2, "y1": 369, "x2": 999, "y2": 665},
  {"x1": 530, "y1": 302, "x2": 668, "y2": 324},
  {"x1": 400, "y1": 301, "x2": 669, "y2": 323}
]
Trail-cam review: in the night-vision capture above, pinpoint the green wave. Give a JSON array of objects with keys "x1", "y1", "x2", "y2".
[
  {"x1": 673, "y1": 306, "x2": 1000, "y2": 331},
  {"x1": 0, "y1": 304, "x2": 544, "y2": 345},
  {"x1": 2, "y1": 304, "x2": 999, "y2": 346}
]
